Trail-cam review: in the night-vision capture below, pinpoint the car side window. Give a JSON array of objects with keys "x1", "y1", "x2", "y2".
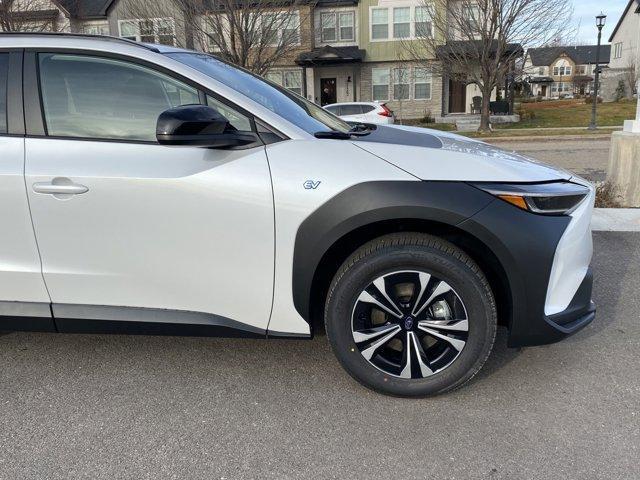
[
  {"x1": 206, "y1": 95, "x2": 252, "y2": 132},
  {"x1": 325, "y1": 105, "x2": 341, "y2": 115},
  {"x1": 0, "y1": 53, "x2": 8, "y2": 134},
  {"x1": 341, "y1": 105, "x2": 363, "y2": 115},
  {"x1": 361, "y1": 105, "x2": 375, "y2": 113},
  {"x1": 38, "y1": 53, "x2": 200, "y2": 142}
]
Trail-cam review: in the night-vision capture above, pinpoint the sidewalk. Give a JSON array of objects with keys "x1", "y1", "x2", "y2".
[{"x1": 592, "y1": 208, "x2": 640, "y2": 231}]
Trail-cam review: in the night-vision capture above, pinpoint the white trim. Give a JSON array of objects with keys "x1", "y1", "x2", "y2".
[
  {"x1": 371, "y1": 64, "x2": 434, "y2": 102},
  {"x1": 368, "y1": 4, "x2": 435, "y2": 43},
  {"x1": 118, "y1": 18, "x2": 176, "y2": 45},
  {"x1": 261, "y1": 10, "x2": 301, "y2": 47},
  {"x1": 320, "y1": 10, "x2": 355, "y2": 43}
]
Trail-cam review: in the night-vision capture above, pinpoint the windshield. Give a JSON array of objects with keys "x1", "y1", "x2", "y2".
[{"x1": 166, "y1": 52, "x2": 351, "y2": 135}]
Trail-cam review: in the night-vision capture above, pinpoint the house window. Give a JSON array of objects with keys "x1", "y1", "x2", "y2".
[
  {"x1": 393, "y1": 7, "x2": 410, "y2": 38},
  {"x1": 414, "y1": 67, "x2": 432, "y2": 99},
  {"x1": 201, "y1": 14, "x2": 225, "y2": 52},
  {"x1": 371, "y1": 8, "x2": 388, "y2": 40},
  {"x1": 553, "y1": 65, "x2": 571, "y2": 76},
  {"x1": 551, "y1": 81, "x2": 572, "y2": 94},
  {"x1": 372, "y1": 67, "x2": 390, "y2": 100},
  {"x1": 263, "y1": 11, "x2": 300, "y2": 46},
  {"x1": 393, "y1": 67, "x2": 410, "y2": 100},
  {"x1": 415, "y1": 5, "x2": 433, "y2": 38},
  {"x1": 321, "y1": 11, "x2": 355, "y2": 42},
  {"x1": 614, "y1": 42, "x2": 623, "y2": 59},
  {"x1": 282, "y1": 12, "x2": 300, "y2": 45},
  {"x1": 339, "y1": 12, "x2": 354, "y2": 41},
  {"x1": 538, "y1": 67, "x2": 544, "y2": 75},
  {"x1": 321, "y1": 12, "x2": 337, "y2": 42},
  {"x1": 284, "y1": 70, "x2": 303, "y2": 95},
  {"x1": 82, "y1": 21, "x2": 110, "y2": 36},
  {"x1": 463, "y1": 4, "x2": 480, "y2": 32},
  {"x1": 119, "y1": 19, "x2": 175, "y2": 45},
  {"x1": 266, "y1": 69, "x2": 303, "y2": 95}
]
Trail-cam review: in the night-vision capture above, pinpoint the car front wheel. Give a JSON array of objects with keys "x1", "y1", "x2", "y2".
[{"x1": 325, "y1": 233, "x2": 497, "y2": 397}]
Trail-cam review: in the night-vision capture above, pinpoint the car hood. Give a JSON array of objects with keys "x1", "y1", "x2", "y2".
[{"x1": 352, "y1": 125, "x2": 573, "y2": 183}]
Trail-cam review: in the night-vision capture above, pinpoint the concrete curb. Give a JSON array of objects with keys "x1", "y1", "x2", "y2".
[{"x1": 592, "y1": 208, "x2": 640, "y2": 232}]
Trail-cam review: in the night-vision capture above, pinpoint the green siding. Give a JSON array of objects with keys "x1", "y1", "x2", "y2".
[{"x1": 358, "y1": 0, "x2": 440, "y2": 62}]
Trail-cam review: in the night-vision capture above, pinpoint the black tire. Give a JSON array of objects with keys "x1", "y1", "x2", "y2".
[{"x1": 325, "y1": 232, "x2": 497, "y2": 397}]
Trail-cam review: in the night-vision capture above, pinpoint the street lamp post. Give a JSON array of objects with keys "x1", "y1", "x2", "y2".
[{"x1": 588, "y1": 12, "x2": 607, "y2": 130}]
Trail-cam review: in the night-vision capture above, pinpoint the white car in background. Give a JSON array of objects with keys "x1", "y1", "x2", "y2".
[{"x1": 323, "y1": 102, "x2": 395, "y2": 125}]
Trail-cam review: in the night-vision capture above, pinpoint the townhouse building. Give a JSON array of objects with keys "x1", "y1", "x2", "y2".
[
  {"x1": 3, "y1": 0, "x2": 518, "y2": 120},
  {"x1": 601, "y1": 0, "x2": 640, "y2": 100},
  {"x1": 523, "y1": 45, "x2": 611, "y2": 99}
]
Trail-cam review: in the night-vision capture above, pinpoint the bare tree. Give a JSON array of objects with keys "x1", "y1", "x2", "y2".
[
  {"x1": 405, "y1": 0, "x2": 573, "y2": 132},
  {"x1": 120, "y1": 0, "x2": 312, "y2": 76},
  {"x1": 0, "y1": 0, "x2": 72, "y2": 32}
]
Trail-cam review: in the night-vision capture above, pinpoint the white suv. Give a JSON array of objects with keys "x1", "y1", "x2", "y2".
[
  {"x1": 323, "y1": 102, "x2": 395, "y2": 125},
  {"x1": 0, "y1": 34, "x2": 596, "y2": 397}
]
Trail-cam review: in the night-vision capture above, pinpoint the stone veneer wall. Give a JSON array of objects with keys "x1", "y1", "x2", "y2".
[{"x1": 359, "y1": 61, "x2": 443, "y2": 120}]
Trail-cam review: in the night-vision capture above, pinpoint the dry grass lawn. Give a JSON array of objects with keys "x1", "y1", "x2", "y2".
[{"x1": 500, "y1": 99, "x2": 636, "y2": 129}]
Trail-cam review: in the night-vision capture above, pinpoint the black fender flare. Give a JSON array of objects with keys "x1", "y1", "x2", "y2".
[{"x1": 291, "y1": 181, "x2": 496, "y2": 321}]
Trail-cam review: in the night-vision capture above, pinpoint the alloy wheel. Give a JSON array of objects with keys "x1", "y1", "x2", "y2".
[{"x1": 351, "y1": 270, "x2": 469, "y2": 379}]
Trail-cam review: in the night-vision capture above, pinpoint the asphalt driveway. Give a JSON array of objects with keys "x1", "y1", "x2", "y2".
[
  {"x1": 0, "y1": 232, "x2": 638, "y2": 480},
  {"x1": 488, "y1": 137, "x2": 611, "y2": 182}
]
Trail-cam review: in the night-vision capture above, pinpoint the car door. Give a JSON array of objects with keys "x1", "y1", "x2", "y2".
[
  {"x1": 23, "y1": 51, "x2": 275, "y2": 334},
  {"x1": 0, "y1": 50, "x2": 53, "y2": 329}
]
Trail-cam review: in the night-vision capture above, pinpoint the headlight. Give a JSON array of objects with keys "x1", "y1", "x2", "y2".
[{"x1": 473, "y1": 181, "x2": 590, "y2": 215}]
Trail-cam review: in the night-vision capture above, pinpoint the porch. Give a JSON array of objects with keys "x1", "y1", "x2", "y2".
[{"x1": 296, "y1": 45, "x2": 365, "y2": 105}]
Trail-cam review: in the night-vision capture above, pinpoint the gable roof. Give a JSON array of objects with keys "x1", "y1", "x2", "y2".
[
  {"x1": 609, "y1": 0, "x2": 640, "y2": 43},
  {"x1": 527, "y1": 45, "x2": 611, "y2": 66},
  {"x1": 56, "y1": 0, "x2": 115, "y2": 18}
]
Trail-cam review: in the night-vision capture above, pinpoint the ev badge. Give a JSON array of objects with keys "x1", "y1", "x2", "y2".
[{"x1": 303, "y1": 180, "x2": 321, "y2": 190}]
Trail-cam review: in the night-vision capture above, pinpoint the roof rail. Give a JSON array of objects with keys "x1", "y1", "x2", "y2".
[{"x1": 0, "y1": 32, "x2": 161, "y2": 53}]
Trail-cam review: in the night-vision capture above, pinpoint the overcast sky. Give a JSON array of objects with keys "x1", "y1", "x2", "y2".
[{"x1": 574, "y1": 0, "x2": 628, "y2": 44}]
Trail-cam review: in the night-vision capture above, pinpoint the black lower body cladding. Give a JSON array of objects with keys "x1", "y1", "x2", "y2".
[{"x1": 293, "y1": 180, "x2": 594, "y2": 348}]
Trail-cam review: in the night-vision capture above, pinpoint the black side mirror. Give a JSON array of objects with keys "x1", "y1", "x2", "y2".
[{"x1": 156, "y1": 104, "x2": 257, "y2": 148}]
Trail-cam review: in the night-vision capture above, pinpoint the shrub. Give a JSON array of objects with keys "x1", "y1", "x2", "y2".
[
  {"x1": 595, "y1": 181, "x2": 622, "y2": 208},
  {"x1": 615, "y1": 80, "x2": 626, "y2": 102},
  {"x1": 585, "y1": 96, "x2": 603, "y2": 104},
  {"x1": 516, "y1": 104, "x2": 536, "y2": 121},
  {"x1": 420, "y1": 109, "x2": 435, "y2": 124}
]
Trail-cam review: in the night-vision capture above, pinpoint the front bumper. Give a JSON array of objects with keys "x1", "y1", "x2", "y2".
[
  {"x1": 528, "y1": 268, "x2": 595, "y2": 346},
  {"x1": 458, "y1": 184, "x2": 595, "y2": 348}
]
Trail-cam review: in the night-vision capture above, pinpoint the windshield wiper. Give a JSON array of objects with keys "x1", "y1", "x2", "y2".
[
  {"x1": 314, "y1": 131, "x2": 352, "y2": 139},
  {"x1": 314, "y1": 126, "x2": 374, "y2": 140}
]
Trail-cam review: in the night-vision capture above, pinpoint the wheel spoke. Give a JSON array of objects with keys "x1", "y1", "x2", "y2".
[
  {"x1": 409, "y1": 331, "x2": 434, "y2": 378},
  {"x1": 418, "y1": 319, "x2": 468, "y2": 332},
  {"x1": 413, "y1": 281, "x2": 452, "y2": 317},
  {"x1": 360, "y1": 325, "x2": 401, "y2": 360},
  {"x1": 417, "y1": 325, "x2": 466, "y2": 351},
  {"x1": 373, "y1": 277, "x2": 403, "y2": 317},
  {"x1": 400, "y1": 332, "x2": 412, "y2": 378},
  {"x1": 353, "y1": 324, "x2": 401, "y2": 343},
  {"x1": 410, "y1": 272, "x2": 432, "y2": 316},
  {"x1": 357, "y1": 290, "x2": 403, "y2": 319}
]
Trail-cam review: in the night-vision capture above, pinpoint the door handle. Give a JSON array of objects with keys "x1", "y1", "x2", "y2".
[{"x1": 33, "y1": 178, "x2": 89, "y2": 196}]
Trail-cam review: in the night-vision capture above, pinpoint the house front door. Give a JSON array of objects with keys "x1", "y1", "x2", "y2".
[
  {"x1": 449, "y1": 80, "x2": 467, "y2": 113},
  {"x1": 320, "y1": 78, "x2": 337, "y2": 105},
  {"x1": 541, "y1": 85, "x2": 547, "y2": 97}
]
